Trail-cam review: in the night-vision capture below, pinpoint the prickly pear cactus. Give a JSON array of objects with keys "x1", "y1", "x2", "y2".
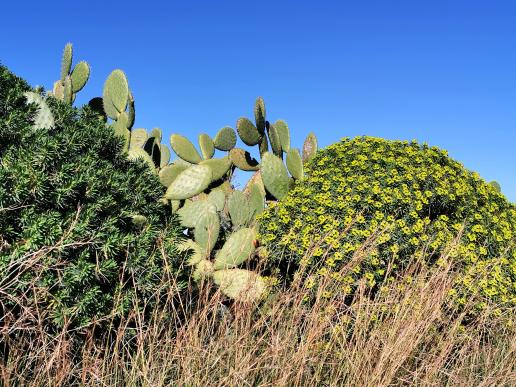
[
  {"x1": 50, "y1": 45, "x2": 319, "y2": 302},
  {"x1": 51, "y1": 43, "x2": 90, "y2": 104},
  {"x1": 162, "y1": 97, "x2": 318, "y2": 301}
]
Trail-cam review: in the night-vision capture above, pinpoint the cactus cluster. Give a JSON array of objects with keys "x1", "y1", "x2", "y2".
[
  {"x1": 51, "y1": 43, "x2": 90, "y2": 104},
  {"x1": 47, "y1": 44, "x2": 319, "y2": 302},
  {"x1": 158, "y1": 98, "x2": 318, "y2": 301}
]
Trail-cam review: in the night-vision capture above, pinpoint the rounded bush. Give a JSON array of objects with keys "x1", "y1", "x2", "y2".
[
  {"x1": 259, "y1": 137, "x2": 515, "y2": 308},
  {"x1": 0, "y1": 65, "x2": 184, "y2": 330}
]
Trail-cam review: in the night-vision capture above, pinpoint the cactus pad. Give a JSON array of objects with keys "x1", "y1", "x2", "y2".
[
  {"x1": 244, "y1": 171, "x2": 266, "y2": 197},
  {"x1": 237, "y1": 117, "x2": 262, "y2": 146},
  {"x1": 229, "y1": 148, "x2": 260, "y2": 171},
  {"x1": 213, "y1": 269, "x2": 266, "y2": 302},
  {"x1": 24, "y1": 92, "x2": 55, "y2": 130},
  {"x1": 170, "y1": 134, "x2": 202, "y2": 164},
  {"x1": 70, "y1": 61, "x2": 90, "y2": 93},
  {"x1": 194, "y1": 210, "x2": 220, "y2": 254},
  {"x1": 130, "y1": 128, "x2": 148, "y2": 149},
  {"x1": 267, "y1": 123, "x2": 283, "y2": 157},
  {"x1": 207, "y1": 190, "x2": 226, "y2": 211},
  {"x1": 193, "y1": 260, "x2": 215, "y2": 280},
  {"x1": 302, "y1": 132, "x2": 318, "y2": 162},
  {"x1": 63, "y1": 75, "x2": 73, "y2": 104},
  {"x1": 199, "y1": 133, "x2": 215, "y2": 159},
  {"x1": 199, "y1": 156, "x2": 232, "y2": 181},
  {"x1": 261, "y1": 152, "x2": 290, "y2": 200},
  {"x1": 254, "y1": 97, "x2": 266, "y2": 135},
  {"x1": 159, "y1": 163, "x2": 188, "y2": 188},
  {"x1": 228, "y1": 190, "x2": 254, "y2": 229},
  {"x1": 274, "y1": 120, "x2": 290, "y2": 152},
  {"x1": 213, "y1": 227, "x2": 256, "y2": 270},
  {"x1": 103, "y1": 69, "x2": 129, "y2": 119},
  {"x1": 160, "y1": 143, "x2": 171, "y2": 168},
  {"x1": 61, "y1": 43, "x2": 73, "y2": 82},
  {"x1": 286, "y1": 148, "x2": 304, "y2": 180},
  {"x1": 165, "y1": 164, "x2": 213, "y2": 200},
  {"x1": 213, "y1": 126, "x2": 237, "y2": 151}
]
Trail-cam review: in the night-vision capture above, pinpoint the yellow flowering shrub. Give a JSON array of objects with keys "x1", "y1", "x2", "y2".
[{"x1": 258, "y1": 137, "x2": 515, "y2": 308}]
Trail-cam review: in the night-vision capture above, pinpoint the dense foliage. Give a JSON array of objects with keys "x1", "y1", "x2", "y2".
[
  {"x1": 0, "y1": 65, "x2": 184, "y2": 329},
  {"x1": 259, "y1": 137, "x2": 516, "y2": 309}
]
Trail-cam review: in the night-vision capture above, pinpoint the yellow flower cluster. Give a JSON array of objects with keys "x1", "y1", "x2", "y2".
[{"x1": 258, "y1": 137, "x2": 516, "y2": 309}]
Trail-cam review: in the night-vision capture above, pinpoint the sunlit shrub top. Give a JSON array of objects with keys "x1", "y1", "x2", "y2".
[{"x1": 259, "y1": 136, "x2": 516, "y2": 308}]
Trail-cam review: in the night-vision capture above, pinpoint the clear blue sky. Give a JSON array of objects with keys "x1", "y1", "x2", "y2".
[{"x1": 2, "y1": 1, "x2": 515, "y2": 201}]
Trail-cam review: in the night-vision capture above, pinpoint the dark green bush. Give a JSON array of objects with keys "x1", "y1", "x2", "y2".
[
  {"x1": 259, "y1": 137, "x2": 515, "y2": 309},
  {"x1": 0, "y1": 65, "x2": 185, "y2": 330}
]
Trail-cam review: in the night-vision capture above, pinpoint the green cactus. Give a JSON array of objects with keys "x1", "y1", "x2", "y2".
[
  {"x1": 70, "y1": 61, "x2": 90, "y2": 93},
  {"x1": 178, "y1": 239, "x2": 206, "y2": 265},
  {"x1": 244, "y1": 171, "x2": 266, "y2": 197},
  {"x1": 193, "y1": 259, "x2": 215, "y2": 280},
  {"x1": 237, "y1": 117, "x2": 262, "y2": 146},
  {"x1": 213, "y1": 126, "x2": 237, "y2": 151},
  {"x1": 258, "y1": 135, "x2": 269, "y2": 156},
  {"x1": 103, "y1": 69, "x2": 129, "y2": 119},
  {"x1": 160, "y1": 143, "x2": 171, "y2": 168},
  {"x1": 302, "y1": 131, "x2": 318, "y2": 162},
  {"x1": 130, "y1": 128, "x2": 149, "y2": 149},
  {"x1": 199, "y1": 157, "x2": 232, "y2": 181},
  {"x1": 229, "y1": 148, "x2": 260, "y2": 171},
  {"x1": 162, "y1": 97, "x2": 317, "y2": 302},
  {"x1": 199, "y1": 133, "x2": 215, "y2": 159},
  {"x1": 254, "y1": 97, "x2": 266, "y2": 135},
  {"x1": 170, "y1": 134, "x2": 202, "y2": 164},
  {"x1": 266, "y1": 122, "x2": 283, "y2": 157},
  {"x1": 228, "y1": 191, "x2": 255, "y2": 229},
  {"x1": 213, "y1": 228, "x2": 256, "y2": 270},
  {"x1": 248, "y1": 183, "x2": 265, "y2": 217},
  {"x1": 63, "y1": 75, "x2": 73, "y2": 104},
  {"x1": 274, "y1": 120, "x2": 290, "y2": 152},
  {"x1": 53, "y1": 43, "x2": 90, "y2": 104},
  {"x1": 194, "y1": 209, "x2": 220, "y2": 254},
  {"x1": 61, "y1": 43, "x2": 73, "y2": 82},
  {"x1": 286, "y1": 148, "x2": 304, "y2": 180},
  {"x1": 261, "y1": 152, "x2": 290, "y2": 200},
  {"x1": 213, "y1": 269, "x2": 266, "y2": 302},
  {"x1": 207, "y1": 190, "x2": 226, "y2": 211},
  {"x1": 24, "y1": 92, "x2": 55, "y2": 130},
  {"x1": 165, "y1": 164, "x2": 213, "y2": 200},
  {"x1": 177, "y1": 200, "x2": 213, "y2": 228},
  {"x1": 159, "y1": 163, "x2": 188, "y2": 187}
]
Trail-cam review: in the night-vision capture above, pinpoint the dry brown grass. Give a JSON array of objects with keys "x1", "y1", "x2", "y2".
[{"x1": 1, "y1": 240, "x2": 515, "y2": 386}]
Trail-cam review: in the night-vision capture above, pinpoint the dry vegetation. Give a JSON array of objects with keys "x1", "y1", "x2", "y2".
[{"x1": 1, "y1": 236, "x2": 514, "y2": 386}]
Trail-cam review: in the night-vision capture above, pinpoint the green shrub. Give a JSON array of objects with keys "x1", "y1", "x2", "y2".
[
  {"x1": 259, "y1": 136, "x2": 516, "y2": 309},
  {"x1": 0, "y1": 65, "x2": 185, "y2": 330}
]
